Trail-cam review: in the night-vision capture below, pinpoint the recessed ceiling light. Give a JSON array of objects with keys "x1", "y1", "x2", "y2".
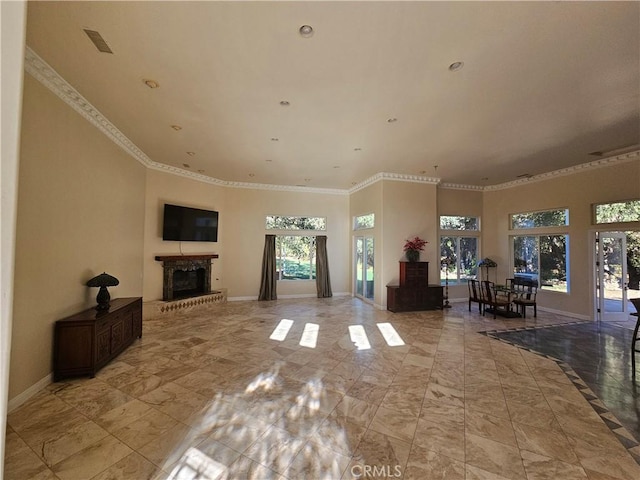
[
  {"x1": 449, "y1": 61, "x2": 464, "y2": 72},
  {"x1": 333, "y1": 166, "x2": 340, "y2": 169},
  {"x1": 304, "y1": 178, "x2": 311, "y2": 182},
  {"x1": 265, "y1": 159, "x2": 273, "y2": 162},
  {"x1": 249, "y1": 173, "x2": 255, "y2": 177},
  {"x1": 387, "y1": 118, "x2": 398, "y2": 123},
  {"x1": 170, "y1": 125, "x2": 182, "y2": 131},
  {"x1": 197, "y1": 169, "x2": 205, "y2": 174},
  {"x1": 183, "y1": 163, "x2": 190, "y2": 168},
  {"x1": 299, "y1": 25, "x2": 314, "y2": 38},
  {"x1": 280, "y1": 101, "x2": 290, "y2": 106},
  {"x1": 143, "y1": 79, "x2": 160, "y2": 89},
  {"x1": 481, "y1": 177, "x2": 489, "y2": 181},
  {"x1": 186, "y1": 151, "x2": 195, "y2": 156},
  {"x1": 271, "y1": 138, "x2": 279, "y2": 142},
  {"x1": 354, "y1": 147, "x2": 362, "y2": 151}
]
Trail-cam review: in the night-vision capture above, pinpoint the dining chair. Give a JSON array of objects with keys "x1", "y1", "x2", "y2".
[
  {"x1": 481, "y1": 280, "x2": 511, "y2": 319},
  {"x1": 468, "y1": 279, "x2": 484, "y2": 314},
  {"x1": 513, "y1": 280, "x2": 538, "y2": 318}
]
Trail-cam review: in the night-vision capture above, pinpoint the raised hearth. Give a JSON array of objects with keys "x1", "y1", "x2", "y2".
[{"x1": 155, "y1": 254, "x2": 219, "y2": 301}]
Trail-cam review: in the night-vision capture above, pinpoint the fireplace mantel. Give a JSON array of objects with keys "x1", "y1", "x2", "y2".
[
  {"x1": 155, "y1": 254, "x2": 219, "y2": 301},
  {"x1": 155, "y1": 254, "x2": 219, "y2": 262}
]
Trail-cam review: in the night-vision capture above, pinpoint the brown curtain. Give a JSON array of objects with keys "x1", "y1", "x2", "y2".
[
  {"x1": 316, "y1": 235, "x2": 333, "y2": 298},
  {"x1": 258, "y1": 234, "x2": 277, "y2": 300}
]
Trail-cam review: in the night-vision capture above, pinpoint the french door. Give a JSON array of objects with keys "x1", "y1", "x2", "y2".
[
  {"x1": 596, "y1": 232, "x2": 629, "y2": 321},
  {"x1": 355, "y1": 236, "x2": 374, "y2": 301}
]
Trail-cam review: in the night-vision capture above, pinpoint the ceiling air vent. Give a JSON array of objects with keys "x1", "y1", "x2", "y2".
[{"x1": 83, "y1": 29, "x2": 113, "y2": 54}]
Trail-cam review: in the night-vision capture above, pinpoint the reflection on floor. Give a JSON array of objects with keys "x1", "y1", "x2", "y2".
[
  {"x1": 5, "y1": 298, "x2": 640, "y2": 479},
  {"x1": 487, "y1": 319, "x2": 640, "y2": 446}
]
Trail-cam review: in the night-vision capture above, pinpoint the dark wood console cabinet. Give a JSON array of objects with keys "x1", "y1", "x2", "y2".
[
  {"x1": 53, "y1": 297, "x2": 142, "y2": 381},
  {"x1": 387, "y1": 262, "x2": 443, "y2": 312}
]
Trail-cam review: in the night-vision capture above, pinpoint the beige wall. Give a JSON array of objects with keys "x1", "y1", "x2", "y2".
[
  {"x1": 483, "y1": 159, "x2": 640, "y2": 317},
  {"x1": 10, "y1": 75, "x2": 146, "y2": 399},
  {"x1": 222, "y1": 187, "x2": 350, "y2": 299},
  {"x1": 382, "y1": 181, "x2": 439, "y2": 291},
  {"x1": 349, "y1": 180, "x2": 438, "y2": 308},
  {"x1": 143, "y1": 172, "x2": 351, "y2": 300},
  {"x1": 143, "y1": 170, "x2": 227, "y2": 300}
]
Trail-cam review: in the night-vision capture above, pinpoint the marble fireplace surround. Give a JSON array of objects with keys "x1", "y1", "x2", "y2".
[{"x1": 155, "y1": 254, "x2": 219, "y2": 301}]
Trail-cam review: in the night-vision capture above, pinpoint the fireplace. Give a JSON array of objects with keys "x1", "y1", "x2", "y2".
[{"x1": 155, "y1": 254, "x2": 219, "y2": 301}]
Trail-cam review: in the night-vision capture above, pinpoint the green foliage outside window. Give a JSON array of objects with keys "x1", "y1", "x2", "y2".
[
  {"x1": 266, "y1": 216, "x2": 326, "y2": 230},
  {"x1": 511, "y1": 209, "x2": 568, "y2": 229},
  {"x1": 595, "y1": 200, "x2": 640, "y2": 290}
]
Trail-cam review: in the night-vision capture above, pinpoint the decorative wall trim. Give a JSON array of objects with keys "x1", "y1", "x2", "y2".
[
  {"x1": 25, "y1": 46, "x2": 640, "y2": 196},
  {"x1": 439, "y1": 183, "x2": 485, "y2": 191},
  {"x1": 349, "y1": 172, "x2": 440, "y2": 194},
  {"x1": 483, "y1": 151, "x2": 640, "y2": 192}
]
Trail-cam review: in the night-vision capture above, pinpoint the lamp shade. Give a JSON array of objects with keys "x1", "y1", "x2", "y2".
[
  {"x1": 86, "y1": 272, "x2": 119, "y2": 310},
  {"x1": 86, "y1": 272, "x2": 119, "y2": 288}
]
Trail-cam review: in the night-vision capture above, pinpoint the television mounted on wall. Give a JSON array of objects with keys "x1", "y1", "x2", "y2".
[{"x1": 162, "y1": 204, "x2": 219, "y2": 242}]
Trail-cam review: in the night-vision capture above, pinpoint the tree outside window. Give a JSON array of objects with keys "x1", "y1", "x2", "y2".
[
  {"x1": 513, "y1": 235, "x2": 568, "y2": 292},
  {"x1": 440, "y1": 216, "x2": 479, "y2": 285}
]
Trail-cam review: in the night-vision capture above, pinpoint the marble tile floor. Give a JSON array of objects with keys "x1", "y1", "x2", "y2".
[
  {"x1": 486, "y1": 318, "x2": 640, "y2": 445},
  {"x1": 5, "y1": 297, "x2": 640, "y2": 480}
]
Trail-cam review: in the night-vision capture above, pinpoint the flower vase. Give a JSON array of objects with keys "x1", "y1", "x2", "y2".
[{"x1": 406, "y1": 249, "x2": 420, "y2": 262}]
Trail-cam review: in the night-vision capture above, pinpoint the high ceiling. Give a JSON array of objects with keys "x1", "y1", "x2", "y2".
[{"x1": 25, "y1": 1, "x2": 639, "y2": 190}]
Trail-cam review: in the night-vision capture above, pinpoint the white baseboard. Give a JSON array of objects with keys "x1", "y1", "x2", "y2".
[
  {"x1": 8, "y1": 373, "x2": 52, "y2": 413},
  {"x1": 537, "y1": 306, "x2": 591, "y2": 321}
]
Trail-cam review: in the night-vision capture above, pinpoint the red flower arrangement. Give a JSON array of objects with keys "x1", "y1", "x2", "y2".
[{"x1": 403, "y1": 236, "x2": 428, "y2": 252}]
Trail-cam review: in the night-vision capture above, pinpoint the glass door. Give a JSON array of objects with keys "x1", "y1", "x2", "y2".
[
  {"x1": 596, "y1": 232, "x2": 628, "y2": 321},
  {"x1": 355, "y1": 237, "x2": 374, "y2": 301}
]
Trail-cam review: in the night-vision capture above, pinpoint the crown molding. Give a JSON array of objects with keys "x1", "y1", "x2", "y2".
[
  {"x1": 24, "y1": 46, "x2": 639, "y2": 197},
  {"x1": 439, "y1": 183, "x2": 485, "y2": 191},
  {"x1": 349, "y1": 172, "x2": 440, "y2": 194},
  {"x1": 24, "y1": 47, "x2": 154, "y2": 170},
  {"x1": 483, "y1": 150, "x2": 640, "y2": 191}
]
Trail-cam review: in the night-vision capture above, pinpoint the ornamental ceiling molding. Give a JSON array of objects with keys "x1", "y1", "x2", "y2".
[
  {"x1": 24, "y1": 47, "x2": 638, "y2": 196},
  {"x1": 483, "y1": 150, "x2": 640, "y2": 191},
  {"x1": 349, "y1": 172, "x2": 440, "y2": 194}
]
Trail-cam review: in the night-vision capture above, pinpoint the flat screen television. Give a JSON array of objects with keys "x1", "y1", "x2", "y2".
[{"x1": 162, "y1": 204, "x2": 219, "y2": 242}]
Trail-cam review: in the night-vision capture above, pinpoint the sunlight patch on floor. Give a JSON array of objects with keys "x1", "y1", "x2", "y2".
[
  {"x1": 269, "y1": 318, "x2": 294, "y2": 341},
  {"x1": 348, "y1": 325, "x2": 371, "y2": 350},
  {"x1": 299, "y1": 323, "x2": 319, "y2": 348},
  {"x1": 377, "y1": 322, "x2": 405, "y2": 346}
]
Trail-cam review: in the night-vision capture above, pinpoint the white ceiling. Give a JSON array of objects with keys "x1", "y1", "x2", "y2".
[{"x1": 25, "y1": 1, "x2": 639, "y2": 190}]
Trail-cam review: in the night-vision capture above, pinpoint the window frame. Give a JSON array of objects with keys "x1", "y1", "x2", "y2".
[
  {"x1": 593, "y1": 199, "x2": 640, "y2": 225},
  {"x1": 439, "y1": 215, "x2": 481, "y2": 285},
  {"x1": 354, "y1": 213, "x2": 375, "y2": 230},
  {"x1": 510, "y1": 208, "x2": 569, "y2": 230}
]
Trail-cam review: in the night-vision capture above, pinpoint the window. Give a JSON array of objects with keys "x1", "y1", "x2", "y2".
[
  {"x1": 513, "y1": 235, "x2": 568, "y2": 292},
  {"x1": 440, "y1": 215, "x2": 480, "y2": 284},
  {"x1": 594, "y1": 199, "x2": 640, "y2": 224},
  {"x1": 276, "y1": 236, "x2": 316, "y2": 280},
  {"x1": 441, "y1": 236, "x2": 478, "y2": 284},
  {"x1": 440, "y1": 215, "x2": 479, "y2": 230},
  {"x1": 266, "y1": 215, "x2": 326, "y2": 230},
  {"x1": 510, "y1": 209, "x2": 568, "y2": 229},
  {"x1": 354, "y1": 213, "x2": 375, "y2": 230}
]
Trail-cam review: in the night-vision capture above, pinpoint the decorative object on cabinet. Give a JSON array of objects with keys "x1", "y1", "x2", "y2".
[
  {"x1": 387, "y1": 261, "x2": 443, "y2": 312},
  {"x1": 86, "y1": 272, "x2": 119, "y2": 311},
  {"x1": 53, "y1": 297, "x2": 142, "y2": 381},
  {"x1": 403, "y1": 236, "x2": 427, "y2": 262}
]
